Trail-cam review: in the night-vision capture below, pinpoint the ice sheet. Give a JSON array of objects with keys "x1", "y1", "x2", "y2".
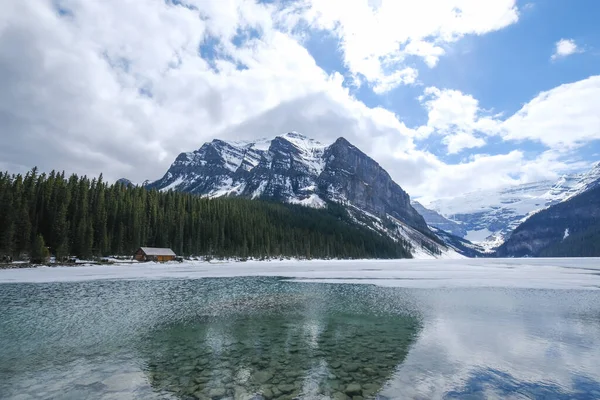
[{"x1": 1, "y1": 258, "x2": 600, "y2": 289}]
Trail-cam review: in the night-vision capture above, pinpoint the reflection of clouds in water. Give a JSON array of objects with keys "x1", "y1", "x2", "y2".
[
  {"x1": 4, "y1": 277, "x2": 600, "y2": 399},
  {"x1": 204, "y1": 323, "x2": 232, "y2": 355},
  {"x1": 303, "y1": 320, "x2": 324, "y2": 350},
  {"x1": 300, "y1": 360, "x2": 329, "y2": 399},
  {"x1": 384, "y1": 289, "x2": 600, "y2": 399}
]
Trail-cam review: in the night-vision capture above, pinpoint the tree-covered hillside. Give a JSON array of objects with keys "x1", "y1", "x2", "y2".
[{"x1": 0, "y1": 169, "x2": 412, "y2": 260}]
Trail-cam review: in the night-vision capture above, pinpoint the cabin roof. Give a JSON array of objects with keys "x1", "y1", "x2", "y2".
[{"x1": 138, "y1": 247, "x2": 176, "y2": 256}]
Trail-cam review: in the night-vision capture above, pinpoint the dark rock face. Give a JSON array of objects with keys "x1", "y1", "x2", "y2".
[
  {"x1": 497, "y1": 186, "x2": 600, "y2": 257},
  {"x1": 147, "y1": 132, "x2": 428, "y2": 232},
  {"x1": 319, "y1": 138, "x2": 428, "y2": 231}
]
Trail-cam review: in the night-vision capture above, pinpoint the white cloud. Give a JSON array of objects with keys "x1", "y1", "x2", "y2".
[
  {"x1": 403, "y1": 149, "x2": 578, "y2": 204},
  {"x1": 415, "y1": 76, "x2": 600, "y2": 154},
  {"x1": 551, "y1": 38, "x2": 582, "y2": 60},
  {"x1": 417, "y1": 87, "x2": 501, "y2": 139},
  {"x1": 0, "y1": 0, "x2": 334, "y2": 180},
  {"x1": 412, "y1": 87, "x2": 502, "y2": 153},
  {"x1": 0, "y1": 0, "x2": 596, "y2": 205},
  {"x1": 443, "y1": 132, "x2": 487, "y2": 154},
  {"x1": 393, "y1": 76, "x2": 600, "y2": 198},
  {"x1": 295, "y1": 0, "x2": 520, "y2": 92},
  {"x1": 372, "y1": 67, "x2": 418, "y2": 94},
  {"x1": 0, "y1": 0, "x2": 425, "y2": 187},
  {"x1": 502, "y1": 76, "x2": 600, "y2": 148}
]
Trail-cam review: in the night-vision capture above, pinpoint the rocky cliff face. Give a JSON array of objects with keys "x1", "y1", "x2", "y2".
[{"x1": 318, "y1": 138, "x2": 428, "y2": 231}]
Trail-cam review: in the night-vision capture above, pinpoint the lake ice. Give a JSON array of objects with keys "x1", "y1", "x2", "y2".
[{"x1": 1, "y1": 258, "x2": 600, "y2": 290}]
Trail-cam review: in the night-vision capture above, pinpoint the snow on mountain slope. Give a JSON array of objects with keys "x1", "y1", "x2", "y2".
[
  {"x1": 554, "y1": 161, "x2": 600, "y2": 201},
  {"x1": 342, "y1": 204, "x2": 466, "y2": 260},
  {"x1": 411, "y1": 200, "x2": 467, "y2": 237},
  {"x1": 421, "y1": 162, "x2": 600, "y2": 249}
]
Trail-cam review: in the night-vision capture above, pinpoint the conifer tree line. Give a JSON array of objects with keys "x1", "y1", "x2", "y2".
[{"x1": 0, "y1": 168, "x2": 412, "y2": 261}]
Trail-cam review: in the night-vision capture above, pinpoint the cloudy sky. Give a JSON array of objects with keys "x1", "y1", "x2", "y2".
[{"x1": 1, "y1": 0, "x2": 599, "y2": 202}]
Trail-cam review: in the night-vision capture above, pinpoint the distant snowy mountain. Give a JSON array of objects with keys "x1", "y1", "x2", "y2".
[
  {"x1": 421, "y1": 162, "x2": 600, "y2": 249},
  {"x1": 144, "y1": 132, "x2": 467, "y2": 259},
  {"x1": 411, "y1": 201, "x2": 467, "y2": 237},
  {"x1": 497, "y1": 185, "x2": 600, "y2": 257}
]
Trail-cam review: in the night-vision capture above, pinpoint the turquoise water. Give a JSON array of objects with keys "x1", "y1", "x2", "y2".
[{"x1": 1, "y1": 277, "x2": 600, "y2": 399}]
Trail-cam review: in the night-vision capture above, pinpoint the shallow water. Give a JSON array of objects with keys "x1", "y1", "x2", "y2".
[{"x1": 1, "y1": 276, "x2": 600, "y2": 399}]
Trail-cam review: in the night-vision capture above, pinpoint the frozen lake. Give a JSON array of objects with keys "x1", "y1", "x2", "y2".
[
  {"x1": 1, "y1": 259, "x2": 600, "y2": 399},
  {"x1": 1, "y1": 258, "x2": 600, "y2": 289}
]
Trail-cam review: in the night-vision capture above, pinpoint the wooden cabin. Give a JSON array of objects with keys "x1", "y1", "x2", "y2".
[{"x1": 134, "y1": 247, "x2": 176, "y2": 262}]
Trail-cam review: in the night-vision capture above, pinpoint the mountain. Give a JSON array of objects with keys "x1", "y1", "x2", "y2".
[
  {"x1": 145, "y1": 132, "x2": 462, "y2": 259},
  {"x1": 496, "y1": 185, "x2": 600, "y2": 257},
  {"x1": 428, "y1": 227, "x2": 488, "y2": 258},
  {"x1": 422, "y1": 162, "x2": 600, "y2": 250},
  {"x1": 116, "y1": 178, "x2": 134, "y2": 187},
  {"x1": 411, "y1": 201, "x2": 467, "y2": 237}
]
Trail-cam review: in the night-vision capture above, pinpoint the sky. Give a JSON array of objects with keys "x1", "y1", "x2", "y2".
[{"x1": 1, "y1": 0, "x2": 599, "y2": 203}]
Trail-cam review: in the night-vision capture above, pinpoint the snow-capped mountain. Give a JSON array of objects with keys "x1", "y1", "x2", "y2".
[
  {"x1": 420, "y1": 162, "x2": 600, "y2": 249},
  {"x1": 497, "y1": 184, "x2": 600, "y2": 257},
  {"x1": 145, "y1": 132, "x2": 465, "y2": 259}
]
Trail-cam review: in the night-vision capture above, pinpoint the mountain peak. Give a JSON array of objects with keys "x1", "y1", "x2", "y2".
[
  {"x1": 275, "y1": 131, "x2": 327, "y2": 153},
  {"x1": 116, "y1": 178, "x2": 134, "y2": 187},
  {"x1": 279, "y1": 131, "x2": 306, "y2": 139},
  {"x1": 333, "y1": 136, "x2": 351, "y2": 145}
]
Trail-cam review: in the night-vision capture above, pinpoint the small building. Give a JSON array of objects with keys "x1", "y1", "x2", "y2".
[{"x1": 134, "y1": 247, "x2": 176, "y2": 262}]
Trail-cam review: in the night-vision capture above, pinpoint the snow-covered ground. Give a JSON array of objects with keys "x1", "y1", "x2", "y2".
[{"x1": 1, "y1": 258, "x2": 599, "y2": 290}]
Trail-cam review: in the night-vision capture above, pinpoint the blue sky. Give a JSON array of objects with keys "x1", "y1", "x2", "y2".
[
  {"x1": 302, "y1": 0, "x2": 599, "y2": 166},
  {"x1": 1, "y1": 0, "x2": 599, "y2": 200}
]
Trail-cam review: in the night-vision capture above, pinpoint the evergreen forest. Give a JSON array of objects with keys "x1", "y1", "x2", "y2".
[{"x1": 0, "y1": 169, "x2": 412, "y2": 261}]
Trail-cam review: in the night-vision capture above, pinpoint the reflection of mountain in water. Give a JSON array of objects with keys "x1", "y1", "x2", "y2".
[{"x1": 140, "y1": 292, "x2": 420, "y2": 400}]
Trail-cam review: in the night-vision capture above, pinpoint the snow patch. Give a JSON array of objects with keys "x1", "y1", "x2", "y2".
[
  {"x1": 208, "y1": 178, "x2": 246, "y2": 198},
  {"x1": 160, "y1": 177, "x2": 184, "y2": 192},
  {"x1": 220, "y1": 148, "x2": 245, "y2": 172},
  {"x1": 252, "y1": 181, "x2": 268, "y2": 199},
  {"x1": 288, "y1": 194, "x2": 326, "y2": 209},
  {"x1": 465, "y1": 229, "x2": 493, "y2": 243},
  {"x1": 249, "y1": 138, "x2": 272, "y2": 152},
  {"x1": 278, "y1": 132, "x2": 327, "y2": 175}
]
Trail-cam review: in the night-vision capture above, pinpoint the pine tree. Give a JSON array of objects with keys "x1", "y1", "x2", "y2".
[{"x1": 31, "y1": 234, "x2": 50, "y2": 263}]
